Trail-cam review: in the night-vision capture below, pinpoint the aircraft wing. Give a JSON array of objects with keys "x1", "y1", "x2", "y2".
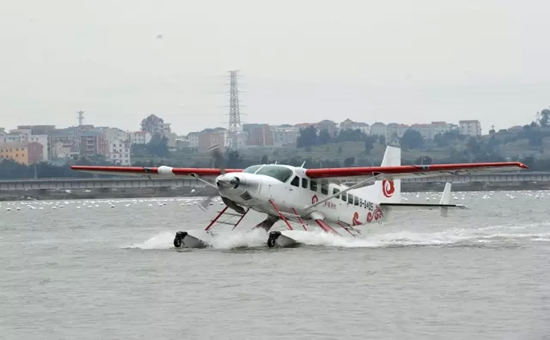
[
  {"x1": 70, "y1": 165, "x2": 243, "y2": 178},
  {"x1": 305, "y1": 162, "x2": 529, "y2": 181}
]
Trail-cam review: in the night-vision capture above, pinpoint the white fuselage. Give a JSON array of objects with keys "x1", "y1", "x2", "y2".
[{"x1": 215, "y1": 164, "x2": 388, "y2": 227}]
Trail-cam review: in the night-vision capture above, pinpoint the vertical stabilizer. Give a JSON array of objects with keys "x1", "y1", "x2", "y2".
[
  {"x1": 439, "y1": 182, "x2": 452, "y2": 217},
  {"x1": 355, "y1": 146, "x2": 402, "y2": 203}
]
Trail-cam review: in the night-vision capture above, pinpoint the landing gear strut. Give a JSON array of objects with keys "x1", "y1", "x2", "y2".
[{"x1": 174, "y1": 231, "x2": 187, "y2": 248}]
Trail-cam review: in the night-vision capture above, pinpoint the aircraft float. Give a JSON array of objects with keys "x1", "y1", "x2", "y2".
[{"x1": 71, "y1": 146, "x2": 528, "y2": 248}]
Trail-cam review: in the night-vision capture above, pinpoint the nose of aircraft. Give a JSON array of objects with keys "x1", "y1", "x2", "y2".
[{"x1": 216, "y1": 174, "x2": 242, "y2": 189}]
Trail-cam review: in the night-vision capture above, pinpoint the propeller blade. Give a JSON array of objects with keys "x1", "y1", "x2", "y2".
[
  {"x1": 197, "y1": 195, "x2": 215, "y2": 212},
  {"x1": 209, "y1": 144, "x2": 226, "y2": 175}
]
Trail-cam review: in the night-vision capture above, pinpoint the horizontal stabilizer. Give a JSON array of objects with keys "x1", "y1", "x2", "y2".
[{"x1": 380, "y1": 203, "x2": 467, "y2": 210}]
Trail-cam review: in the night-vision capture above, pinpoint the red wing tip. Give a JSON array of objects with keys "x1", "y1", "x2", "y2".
[{"x1": 518, "y1": 162, "x2": 529, "y2": 169}]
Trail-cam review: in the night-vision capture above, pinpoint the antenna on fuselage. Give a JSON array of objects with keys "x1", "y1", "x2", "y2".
[{"x1": 300, "y1": 161, "x2": 306, "y2": 168}]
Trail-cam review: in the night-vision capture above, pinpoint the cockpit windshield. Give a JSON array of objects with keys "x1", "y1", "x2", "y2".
[
  {"x1": 243, "y1": 165, "x2": 262, "y2": 174},
  {"x1": 253, "y1": 165, "x2": 293, "y2": 183}
]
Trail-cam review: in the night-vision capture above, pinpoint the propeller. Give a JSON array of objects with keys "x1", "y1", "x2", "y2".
[
  {"x1": 195, "y1": 144, "x2": 226, "y2": 213},
  {"x1": 194, "y1": 144, "x2": 247, "y2": 215},
  {"x1": 209, "y1": 144, "x2": 226, "y2": 175}
]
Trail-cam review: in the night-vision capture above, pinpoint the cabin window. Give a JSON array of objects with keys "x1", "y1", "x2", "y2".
[
  {"x1": 243, "y1": 165, "x2": 262, "y2": 174},
  {"x1": 354, "y1": 196, "x2": 359, "y2": 206},
  {"x1": 321, "y1": 183, "x2": 329, "y2": 195},
  {"x1": 348, "y1": 194, "x2": 353, "y2": 204},
  {"x1": 310, "y1": 180, "x2": 318, "y2": 192},
  {"x1": 302, "y1": 178, "x2": 308, "y2": 189},
  {"x1": 290, "y1": 176, "x2": 300, "y2": 187},
  {"x1": 341, "y1": 191, "x2": 347, "y2": 201},
  {"x1": 254, "y1": 165, "x2": 293, "y2": 183},
  {"x1": 333, "y1": 188, "x2": 340, "y2": 198},
  {"x1": 359, "y1": 198, "x2": 363, "y2": 207}
]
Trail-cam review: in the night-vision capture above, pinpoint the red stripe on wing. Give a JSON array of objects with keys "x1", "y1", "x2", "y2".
[
  {"x1": 70, "y1": 166, "x2": 160, "y2": 174},
  {"x1": 305, "y1": 162, "x2": 528, "y2": 178},
  {"x1": 70, "y1": 166, "x2": 243, "y2": 177}
]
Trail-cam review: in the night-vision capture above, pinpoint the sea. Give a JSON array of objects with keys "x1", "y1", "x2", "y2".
[{"x1": 1, "y1": 190, "x2": 549, "y2": 340}]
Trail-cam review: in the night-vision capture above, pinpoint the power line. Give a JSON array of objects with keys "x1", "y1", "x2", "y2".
[{"x1": 226, "y1": 70, "x2": 243, "y2": 150}]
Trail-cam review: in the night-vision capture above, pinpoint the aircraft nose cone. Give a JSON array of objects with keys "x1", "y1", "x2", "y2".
[
  {"x1": 217, "y1": 174, "x2": 242, "y2": 189},
  {"x1": 229, "y1": 177, "x2": 240, "y2": 189}
]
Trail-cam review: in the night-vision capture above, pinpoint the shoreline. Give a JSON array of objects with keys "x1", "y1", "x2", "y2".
[{"x1": 1, "y1": 181, "x2": 549, "y2": 202}]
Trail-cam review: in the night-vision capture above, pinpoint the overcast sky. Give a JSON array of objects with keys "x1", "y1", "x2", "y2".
[{"x1": 1, "y1": 0, "x2": 549, "y2": 135}]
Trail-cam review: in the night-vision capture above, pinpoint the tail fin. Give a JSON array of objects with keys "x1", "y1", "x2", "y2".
[
  {"x1": 356, "y1": 146, "x2": 401, "y2": 203},
  {"x1": 439, "y1": 182, "x2": 452, "y2": 217}
]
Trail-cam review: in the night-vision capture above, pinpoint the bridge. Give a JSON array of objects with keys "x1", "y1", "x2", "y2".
[
  {"x1": 1, "y1": 172, "x2": 549, "y2": 191},
  {"x1": 0, "y1": 177, "x2": 206, "y2": 191}
]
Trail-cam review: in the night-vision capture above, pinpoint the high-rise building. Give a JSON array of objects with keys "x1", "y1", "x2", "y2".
[
  {"x1": 459, "y1": 120, "x2": 482, "y2": 136},
  {"x1": 141, "y1": 115, "x2": 171, "y2": 136}
]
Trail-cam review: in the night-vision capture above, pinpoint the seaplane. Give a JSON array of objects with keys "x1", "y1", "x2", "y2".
[{"x1": 71, "y1": 145, "x2": 529, "y2": 248}]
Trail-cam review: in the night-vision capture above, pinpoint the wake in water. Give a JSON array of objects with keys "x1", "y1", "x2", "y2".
[{"x1": 125, "y1": 222, "x2": 550, "y2": 251}]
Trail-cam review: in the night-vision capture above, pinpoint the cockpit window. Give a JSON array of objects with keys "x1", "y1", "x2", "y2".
[
  {"x1": 254, "y1": 165, "x2": 293, "y2": 183},
  {"x1": 243, "y1": 165, "x2": 263, "y2": 174}
]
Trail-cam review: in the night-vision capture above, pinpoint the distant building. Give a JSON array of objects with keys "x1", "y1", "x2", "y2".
[
  {"x1": 294, "y1": 123, "x2": 314, "y2": 130},
  {"x1": 186, "y1": 132, "x2": 200, "y2": 150},
  {"x1": 409, "y1": 124, "x2": 434, "y2": 140},
  {"x1": 459, "y1": 120, "x2": 482, "y2": 136},
  {"x1": 272, "y1": 125, "x2": 298, "y2": 147},
  {"x1": 0, "y1": 135, "x2": 23, "y2": 144},
  {"x1": 98, "y1": 127, "x2": 129, "y2": 145},
  {"x1": 370, "y1": 122, "x2": 387, "y2": 137},
  {"x1": 243, "y1": 124, "x2": 274, "y2": 147},
  {"x1": 165, "y1": 132, "x2": 178, "y2": 150},
  {"x1": 107, "y1": 139, "x2": 131, "y2": 165},
  {"x1": 51, "y1": 141, "x2": 80, "y2": 160},
  {"x1": 0, "y1": 142, "x2": 43, "y2": 165},
  {"x1": 26, "y1": 134, "x2": 49, "y2": 161},
  {"x1": 49, "y1": 129, "x2": 80, "y2": 160},
  {"x1": 5, "y1": 129, "x2": 49, "y2": 161},
  {"x1": 175, "y1": 137, "x2": 190, "y2": 150},
  {"x1": 141, "y1": 114, "x2": 171, "y2": 137},
  {"x1": 129, "y1": 131, "x2": 152, "y2": 145},
  {"x1": 431, "y1": 121, "x2": 455, "y2": 136},
  {"x1": 198, "y1": 128, "x2": 227, "y2": 152},
  {"x1": 338, "y1": 119, "x2": 370, "y2": 134},
  {"x1": 17, "y1": 125, "x2": 56, "y2": 135},
  {"x1": 80, "y1": 132, "x2": 107, "y2": 157},
  {"x1": 315, "y1": 120, "x2": 338, "y2": 137},
  {"x1": 386, "y1": 123, "x2": 409, "y2": 144}
]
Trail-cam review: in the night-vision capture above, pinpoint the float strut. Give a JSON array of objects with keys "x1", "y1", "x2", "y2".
[
  {"x1": 269, "y1": 200, "x2": 294, "y2": 230},
  {"x1": 205, "y1": 206, "x2": 228, "y2": 231},
  {"x1": 291, "y1": 207, "x2": 308, "y2": 231}
]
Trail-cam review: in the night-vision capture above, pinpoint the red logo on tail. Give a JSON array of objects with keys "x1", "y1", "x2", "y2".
[{"x1": 382, "y1": 180, "x2": 395, "y2": 198}]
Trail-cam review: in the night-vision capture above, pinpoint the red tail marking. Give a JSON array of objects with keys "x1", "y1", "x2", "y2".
[{"x1": 382, "y1": 180, "x2": 395, "y2": 198}]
